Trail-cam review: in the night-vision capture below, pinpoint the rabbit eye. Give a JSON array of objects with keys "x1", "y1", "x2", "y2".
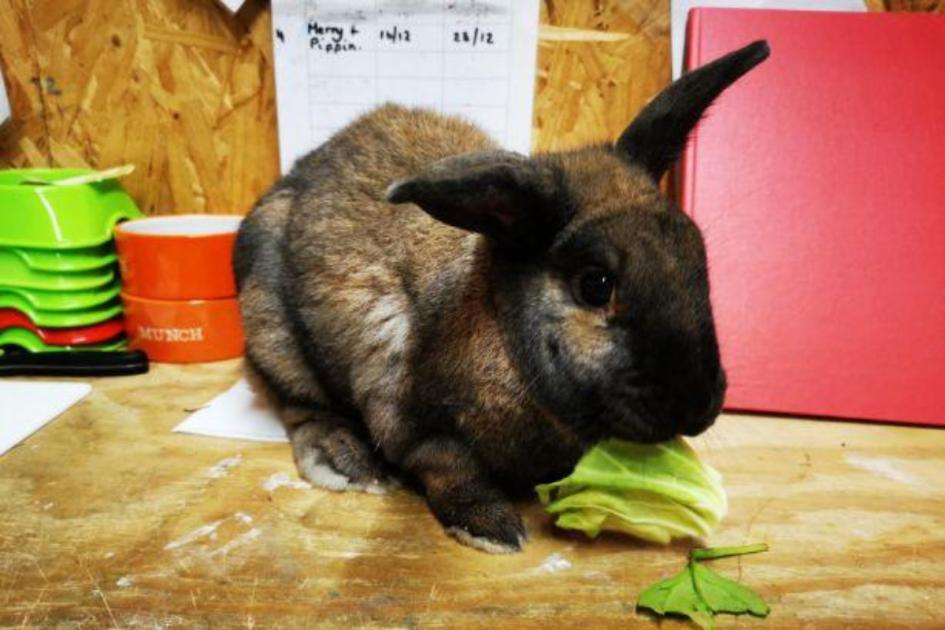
[{"x1": 575, "y1": 270, "x2": 615, "y2": 308}]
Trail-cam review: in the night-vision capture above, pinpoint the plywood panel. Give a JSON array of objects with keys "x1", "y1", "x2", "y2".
[
  {"x1": 881, "y1": 0, "x2": 945, "y2": 9},
  {"x1": 534, "y1": 0, "x2": 671, "y2": 152},
  {"x1": 0, "y1": 0, "x2": 278, "y2": 215},
  {"x1": 0, "y1": 0, "x2": 675, "y2": 214},
  {"x1": 0, "y1": 0, "x2": 939, "y2": 216}
]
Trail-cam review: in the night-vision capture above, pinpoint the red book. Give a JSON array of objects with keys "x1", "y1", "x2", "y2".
[{"x1": 681, "y1": 8, "x2": 945, "y2": 426}]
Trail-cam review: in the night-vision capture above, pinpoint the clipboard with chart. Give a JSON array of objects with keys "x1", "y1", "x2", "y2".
[{"x1": 270, "y1": 0, "x2": 541, "y2": 172}]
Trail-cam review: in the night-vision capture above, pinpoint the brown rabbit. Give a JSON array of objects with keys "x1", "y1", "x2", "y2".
[{"x1": 234, "y1": 41, "x2": 769, "y2": 552}]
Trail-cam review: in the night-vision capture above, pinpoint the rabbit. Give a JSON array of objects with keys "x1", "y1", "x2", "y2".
[{"x1": 233, "y1": 40, "x2": 769, "y2": 553}]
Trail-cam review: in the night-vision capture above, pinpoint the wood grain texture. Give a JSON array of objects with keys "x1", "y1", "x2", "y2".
[
  {"x1": 534, "y1": 0, "x2": 671, "y2": 152},
  {"x1": 0, "y1": 0, "x2": 278, "y2": 215},
  {"x1": 879, "y1": 0, "x2": 945, "y2": 10},
  {"x1": 1, "y1": 360, "x2": 942, "y2": 628},
  {"x1": 0, "y1": 0, "x2": 941, "y2": 216}
]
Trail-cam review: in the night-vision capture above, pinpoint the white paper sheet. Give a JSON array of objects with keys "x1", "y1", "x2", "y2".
[
  {"x1": 271, "y1": 0, "x2": 541, "y2": 172},
  {"x1": 0, "y1": 66, "x2": 9, "y2": 124},
  {"x1": 173, "y1": 378, "x2": 288, "y2": 443},
  {"x1": 671, "y1": 0, "x2": 865, "y2": 79},
  {"x1": 217, "y1": 0, "x2": 247, "y2": 12},
  {"x1": 0, "y1": 381, "x2": 91, "y2": 456}
]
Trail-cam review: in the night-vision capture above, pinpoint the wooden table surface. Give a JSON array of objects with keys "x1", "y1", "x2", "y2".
[{"x1": 1, "y1": 360, "x2": 942, "y2": 629}]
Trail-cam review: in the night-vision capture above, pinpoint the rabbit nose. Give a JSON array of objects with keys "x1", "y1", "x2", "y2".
[
  {"x1": 681, "y1": 408, "x2": 717, "y2": 436},
  {"x1": 680, "y1": 370, "x2": 727, "y2": 437}
]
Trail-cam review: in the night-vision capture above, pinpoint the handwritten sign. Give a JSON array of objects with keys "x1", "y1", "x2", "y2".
[
  {"x1": 271, "y1": 0, "x2": 540, "y2": 173},
  {"x1": 0, "y1": 64, "x2": 8, "y2": 124}
]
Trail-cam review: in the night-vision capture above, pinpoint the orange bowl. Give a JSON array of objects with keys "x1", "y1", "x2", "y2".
[
  {"x1": 121, "y1": 292, "x2": 244, "y2": 363},
  {"x1": 114, "y1": 215, "x2": 242, "y2": 300}
]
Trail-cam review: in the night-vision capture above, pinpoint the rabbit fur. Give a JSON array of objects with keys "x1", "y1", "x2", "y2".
[{"x1": 233, "y1": 41, "x2": 770, "y2": 552}]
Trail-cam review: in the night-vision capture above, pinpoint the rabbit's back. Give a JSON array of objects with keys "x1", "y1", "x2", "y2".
[
  {"x1": 285, "y1": 104, "x2": 498, "y2": 283},
  {"x1": 237, "y1": 104, "x2": 499, "y2": 455}
]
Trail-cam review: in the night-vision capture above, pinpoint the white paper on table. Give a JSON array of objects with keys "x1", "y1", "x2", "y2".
[
  {"x1": 671, "y1": 0, "x2": 866, "y2": 79},
  {"x1": 217, "y1": 0, "x2": 247, "y2": 12},
  {"x1": 0, "y1": 381, "x2": 91, "y2": 456},
  {"x1": 271, "y1": 0, "x2": 541, "y2": 173},
  {"x1": 0, "y1": 66, "x2": 10, "y2": 124},
  {"x1": 173, "y1": 378, "x2": 288, "y2": 443}
]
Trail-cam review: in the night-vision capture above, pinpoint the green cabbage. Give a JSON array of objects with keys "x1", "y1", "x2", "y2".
[{"x1": 535, "y1": 438, "x2": 727, "y2": 544}]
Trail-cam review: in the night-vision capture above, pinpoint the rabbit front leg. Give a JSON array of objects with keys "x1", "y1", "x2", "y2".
[
  {"x1": 285, "y1": 406, "x2": 389, "y2": 494},
  {"x1": 402, "y1": 435, "x2": 526, "y2": 553}
]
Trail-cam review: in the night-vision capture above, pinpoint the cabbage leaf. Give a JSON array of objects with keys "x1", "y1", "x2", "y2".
[{"x1": 535, "y1": 438, "x2": 726, "y2": 543}]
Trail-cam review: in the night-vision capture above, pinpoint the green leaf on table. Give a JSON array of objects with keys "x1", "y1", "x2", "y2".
[
  {"x1": 637, "y1": 544, "x2": 770, "y2": 628},
  {"x1": 691, "y1": 562, "x2": 770, "y2": 618},
  {"x1": 690, "y1": 543, "x2": 769, "y2": 562},
  {"x1": 637, "y1": 564, "x2": 715, "y2": 629}
]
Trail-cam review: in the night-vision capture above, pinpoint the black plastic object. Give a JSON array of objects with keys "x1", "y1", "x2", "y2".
[{"x1": 0, "y1": 349, "x2": 150, "y2": 377}]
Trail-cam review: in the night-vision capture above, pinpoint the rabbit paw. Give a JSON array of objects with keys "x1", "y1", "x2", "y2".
[
  {"x1": 295, "y1": 444, "x2": 392, "y2": 495},
  {"x1": 441, "y1": 500, "x2": 527, "y2": 553},
  {"x1": 291, "y1": 421, "x2": 391, "y2": 494}
]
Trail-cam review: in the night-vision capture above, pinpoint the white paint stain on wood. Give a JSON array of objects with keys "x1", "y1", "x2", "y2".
[
  {"x1": 164, "y1": 519, "x2": 225, "y2": 550},
  {"x1": 846, "y1": 454, "x2": 921, "y2": 485},
  {"x1": 536, "y1": 553, "x2": 572, "y2": 574},
  {"x1": 208, "y1": 527, "x2": 261, "y2": 557},
  {"x1": 206, "y1": 454, "x2": 243, "y2": 478},
  {"x1": 583, "y1": 570, "x2": 612, "y2": 582},
  {"x1": 163, "y1": 514, "x2": 262, "y2": 560},
  {"x1": 261, "y1": 472, "x2": 310, "y2": 493}
]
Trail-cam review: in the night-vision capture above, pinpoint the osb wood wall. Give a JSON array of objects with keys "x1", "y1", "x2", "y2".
[
  {"x1": 0, "y1": 0, "x2": 938, "y2": 216},
  {"x1": 0, "y1": 0, "x2": 278, "y2": 215}
]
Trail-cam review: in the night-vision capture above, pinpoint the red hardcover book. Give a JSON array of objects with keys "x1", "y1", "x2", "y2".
[{"x1": 681, "y1": 8, "x2": 945, "y2": 426}]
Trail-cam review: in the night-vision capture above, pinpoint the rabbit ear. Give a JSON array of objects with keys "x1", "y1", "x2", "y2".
[
  {"x1": 386, "y1": 151, "x2": 569, "y2": 254},
  {"x1": 616, "y1": 40, "x2": 769, "y2": 181}
]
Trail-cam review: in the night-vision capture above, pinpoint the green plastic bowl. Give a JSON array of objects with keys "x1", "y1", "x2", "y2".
[
  {"x1": 0, "y1": 257, "x2": 116, "y2": 290},
  {"x1": 0, "y1": 327, "x2": 126, "y2": 354},
  {"x1": 0, "y1": 169, "x2": 143, "y2": 249},
  {"x1": 0, "y1": 283, "x2": 120, "y2": 312},
  {"x1": 0, "y1": 244, "x2": 118, "y2": 272},
  {"x1": 0, "y1": 294, "x2": 122, "y2": 328}
]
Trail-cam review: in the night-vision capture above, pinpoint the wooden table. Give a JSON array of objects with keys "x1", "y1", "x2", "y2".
[{"x1": 1, "y1": 360, "x2": 942, "y2": 628}]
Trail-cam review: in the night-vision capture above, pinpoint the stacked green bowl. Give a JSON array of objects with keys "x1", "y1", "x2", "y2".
[{"x1": 0, "y1": 168, "x2": 143, "y2": 355}]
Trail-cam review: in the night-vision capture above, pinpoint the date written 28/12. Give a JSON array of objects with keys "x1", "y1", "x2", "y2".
[{"x1": 453, "y1": 27, "x2": 495, "y2": 46}]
